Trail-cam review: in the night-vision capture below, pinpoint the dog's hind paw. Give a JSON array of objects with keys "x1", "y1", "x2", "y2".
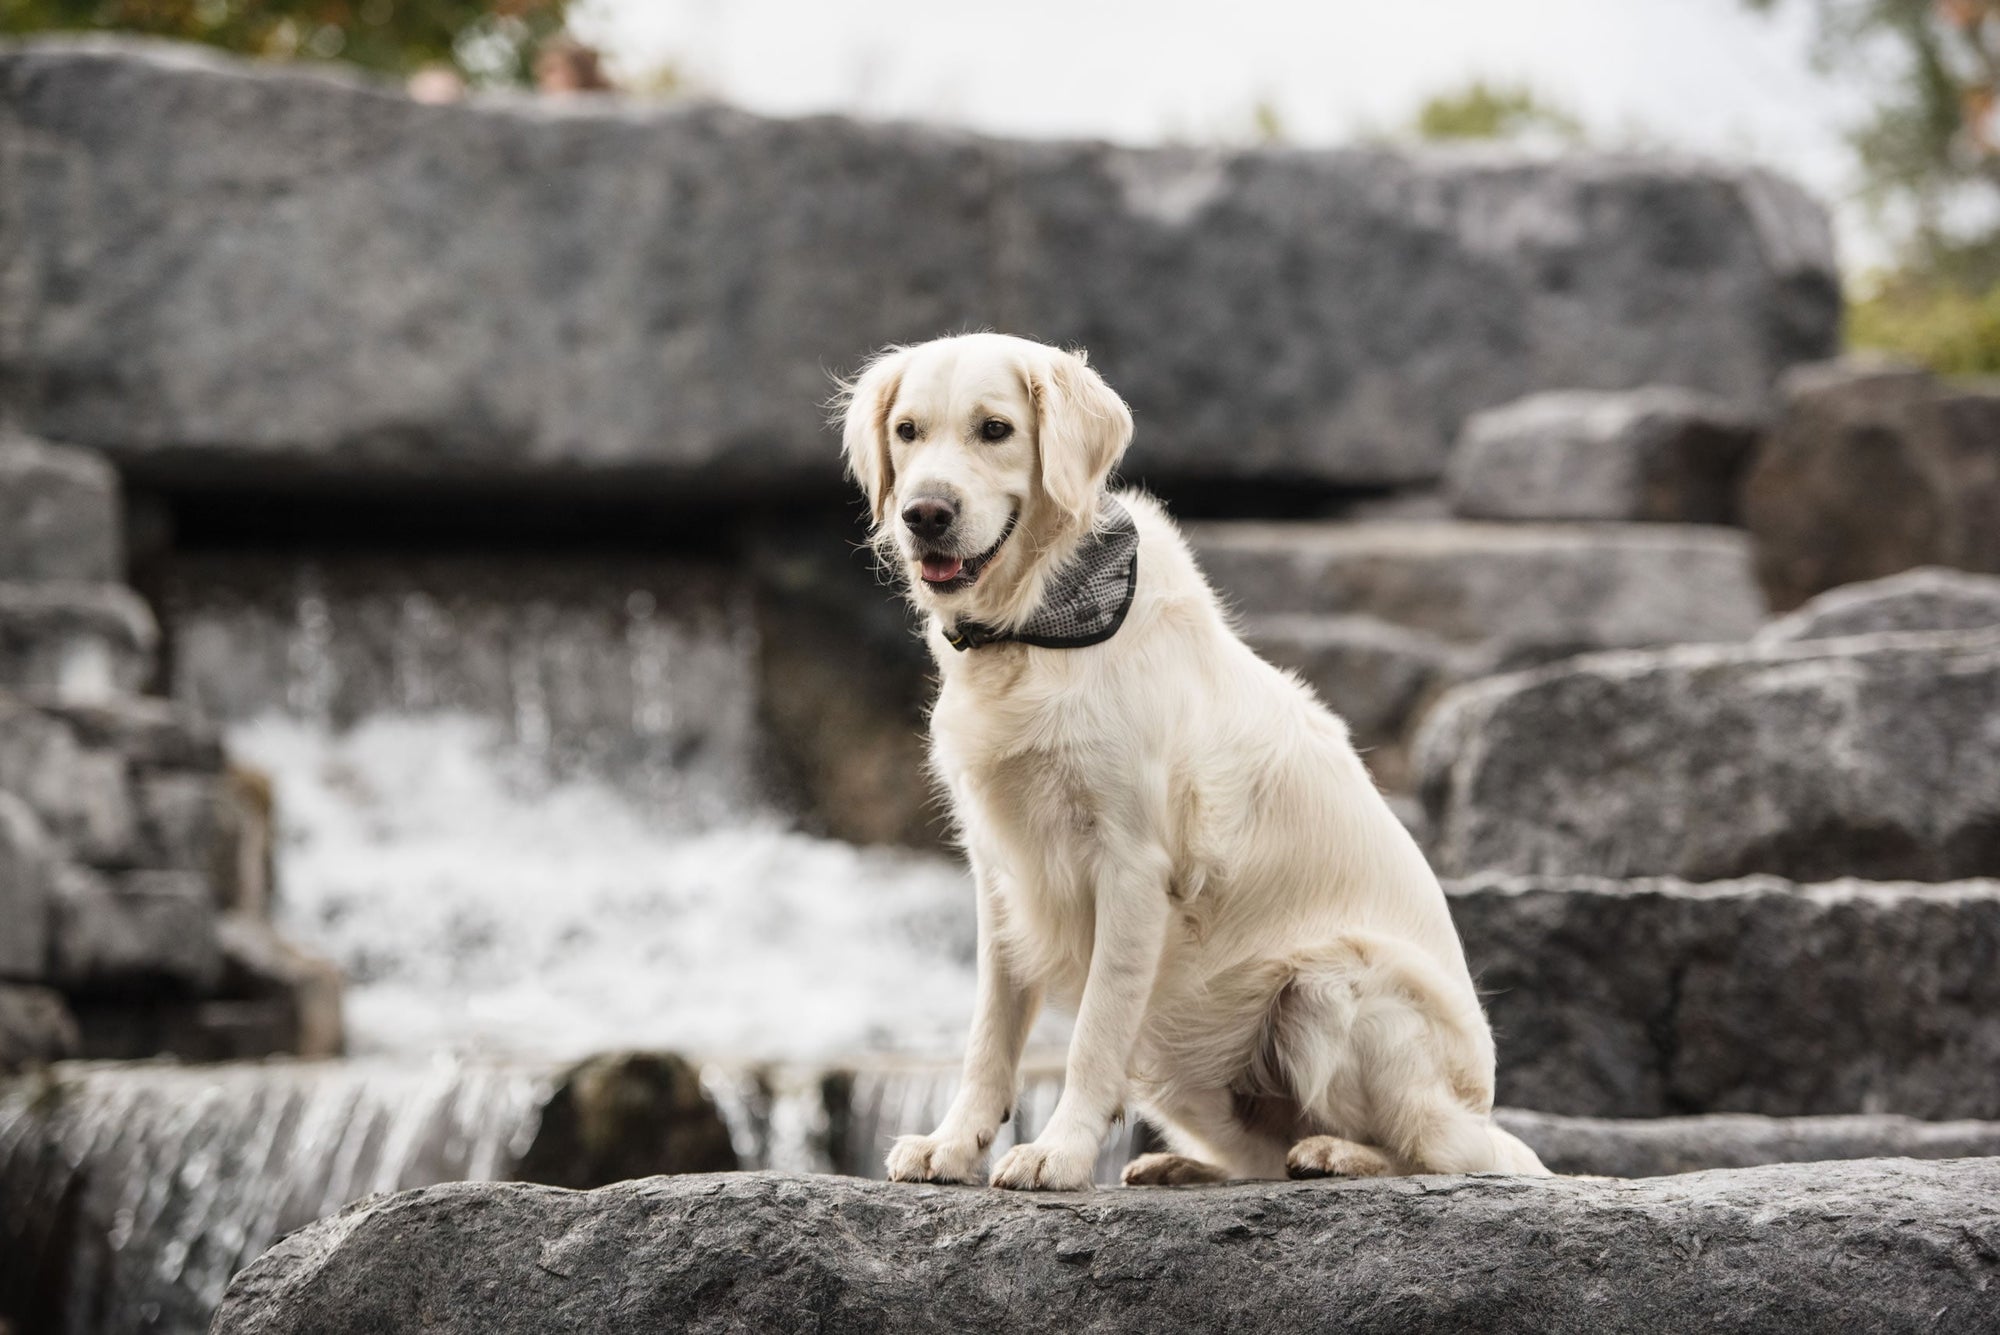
[
  {"x1": 1286, "y1": 1136, "x2": 1395, "y2": 1180},
  {"x1": 885, "y1": 1132, "x2": 986, "y2": 1185},
  {"x1": 990, "y1": 1139, "x2": 1097, "y2": 1191},
  {"x1": 1121, "y1": 1152, "x2": 1229, "y2": 1187}
]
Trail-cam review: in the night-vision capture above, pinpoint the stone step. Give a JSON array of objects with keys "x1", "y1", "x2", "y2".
[
  {"x1": 210, "y1": 1162, "x2": 2000, "y2": 1335},
  {"x1": 1419, "y1": 627, "x2": 2000, "y2": 883},
  {"x1": 3, "y1": 39, "x2": 1834, "y2": 493},
  {"x1": 0, "y1": 433, "x2": 121, "y2": 582},
  {"x1": 0, "y1": 581, "x2": 156, "y2": 703},
  {"x1": 1450, "y1": 874, "x2": 2000, "y2": 1119},
  {"x1": 1190, "y1": 520, "x2": 1765, "y2": 658},
  {"x1": 1446, "y1": 386, "x2": 1760, "y2": 524},
  {"x1": 1496, "y1": 1108, "x2": 2000, "y2": 1179},
  {"x1": 1755, "y1": 565, "x2": 2000, "y2": 645}
]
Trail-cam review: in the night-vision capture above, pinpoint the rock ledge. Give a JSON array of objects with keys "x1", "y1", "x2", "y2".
[{"x1": 215, "y1": 1162, "x2": 2000, "y2": 1335}]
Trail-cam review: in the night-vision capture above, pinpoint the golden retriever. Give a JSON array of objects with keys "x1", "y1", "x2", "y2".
[{"x1": 839, "y1": 332, "x2": 1546, "y2": 1190}]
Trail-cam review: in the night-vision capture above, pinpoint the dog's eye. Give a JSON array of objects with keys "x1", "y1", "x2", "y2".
[
  {"x1": 980, "y1": 418, "x2": 1013, "y2": 442},
  {"x1": 895, "y1": 421, "x2": 917, "y2": 443}
]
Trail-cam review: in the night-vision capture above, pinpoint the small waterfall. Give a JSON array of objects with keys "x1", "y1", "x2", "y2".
[
  {"x1": 156, "y1": 550, "x2": 987, "y2": 1063},
  {"x1": 0, "y1": 1060, "x2": 551, "y2": 1335},
  {"x1": 704, "y1": 1060, "x2": 1141, "y2": 1186}
]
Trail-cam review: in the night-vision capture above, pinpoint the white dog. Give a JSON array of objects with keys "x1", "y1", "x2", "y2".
[{"x1": 839, "y1": 332, "x2": 1546, "y2": 1191}]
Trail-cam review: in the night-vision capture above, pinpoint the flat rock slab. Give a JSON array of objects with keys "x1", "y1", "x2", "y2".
[
  {"x1": 1447, "y1": 387, "x2": 1759, "y2": 524},
  {"x1": 1419, "y1": 628, "x2": 2000, "y2": 882},
  {"x1": 1192, "y1": 521, "x2": 1765, "y2": 663},
  {"x1": 1498, "y1": 1108, "x2": 2000, "y2": 1179},
  {"x1": 1451, "y1": 876, "x2": 2000, "y2": 1118},
  {"x1": 1, "y1": 39, "x2": 1836, "y2": 493},
  {"x1": 214, "y1": 1162, "x2": 2000, "y2": 1335}
]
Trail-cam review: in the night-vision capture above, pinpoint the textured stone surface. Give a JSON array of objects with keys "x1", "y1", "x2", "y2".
[
  {"x1": 0, "y1": 582, "x2": 156, "y2": 703},
  {"x1": 0, "y1": 984, "x2": 75, "y2": 1070},
  {"x1": 214, "y1": 1162, "x2": 2000, "y2": 1335},
  {"x1": 1447, "y1": 386, "x2": 1760, "y2": 523},
  {"x1": 0, "y1": 433, "x2": 119, "y2": 582},
  {"x1": 1756, "y1": 566, "x2": 2000, "y2": 644},
  {"x1": 1744, "y1": 359, "x2": 2000, "y2": 609},
  {"x1": 2, "y1": 39, "x2": 1836, "y2": 492},
  {"x1": 46, "y1": 866, "x2": 223, "y2": 995},
  {"x1": 1193, "y1": 521, "x2": 1765, "y2": 664},
  {"x1": 1418, "y1": 629, "x2": 2000, "y2": 882},
  {"x1": 1450, "y1": 875, "x2": 2000, "y2": 1118},
  {"x1": 1496, "y1": 1108, "x2": 2000, "y2": 1178},
  {"x1": 0, "y1": 793, "x2": 51, "y2": 982}
]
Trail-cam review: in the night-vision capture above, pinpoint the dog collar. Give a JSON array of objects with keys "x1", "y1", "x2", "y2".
[{"x1": 943, "y1": 497, "x2": 1139, "y2": 652}]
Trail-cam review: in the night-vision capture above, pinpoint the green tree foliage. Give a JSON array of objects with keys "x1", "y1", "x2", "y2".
[
  {"x1": 1411, "y1": 80, "x2": 1583, "y2": 144},
  {"x1": 1748, "y1": 1, "x2": 2000, "y2": 369},
  {"x1": 0, "y1": 0, "x2": 569, "y2": 86}
]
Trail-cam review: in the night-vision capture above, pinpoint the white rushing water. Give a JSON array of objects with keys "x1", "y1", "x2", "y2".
[{"x1": 227, "y1": 712, "x2": 991, "y2": 1064}]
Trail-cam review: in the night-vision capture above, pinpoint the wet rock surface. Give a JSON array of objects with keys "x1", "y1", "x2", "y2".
[
  {"x1": 1419, "y1": 628, "x2": 2000, "y2": 882},
  {"x1": 2, "y1": 39, "x2": 1836, "y2": 493},
  {"x1": 1447, "y1": 386, "x2": 1760, "y2": 524},
  {"x1": 213, "y1": 1162, "x2": 2000, "y2": 1335}
]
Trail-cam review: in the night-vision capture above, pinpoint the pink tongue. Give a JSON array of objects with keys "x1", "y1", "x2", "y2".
[{"x1": 921, "y1": 555, "x2": 965, "y2": 584}]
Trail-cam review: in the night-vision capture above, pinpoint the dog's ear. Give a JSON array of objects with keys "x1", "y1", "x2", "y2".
[
  {"x1": 837, "y1": 347, "x2": 910, "y2": 526},
  {"x1": 1032, "y1": 348, "x2": 1134, "y2": 528}
]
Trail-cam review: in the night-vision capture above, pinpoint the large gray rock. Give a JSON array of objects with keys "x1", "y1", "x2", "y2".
[
  {"x1": 0, "y1": 433, "x2": 119, "y2": 582},
  {"x1": 1451, "y1": 875, "x2": 2000, "y2": 1118},
  {"x1": 46, "y1": 866, "x2": 223, "y2": 995},
  {"x1": 0, "y1": 692, "x2": 261, "y2": 888},
  {"x1": 1496, "y1": 1108, "x2": 2000, "y2": 1179},
  {"x1": 1743, "y1": 360, "x2": 2000, "y2": 609},
  {"x1": 0, "y1": 984, "x2": 76, "y2": 1070},
  {"x1": 0, "y1": 793, "x2": 51, "y2": 982},
  {"x1": 1194, "y1": 521, "x2": 1765, "y2": 663},
  {"x1": 1, "y1": 39, "x2": 1837, "y2": 492},
  {"x1": 1418, "y1": 629, "x2": 2000, "y2": 882},
  {"x1": 213, "y1": 1162, "x2": 2000, "y2": 1335},
  {"x1": 1446, "y1": 387, "x2": 1760, "y2": 523},
  {"x1": 0, "y1": 583, "x2": 156, "y2": 703},
  {"x1": 1756, "y1": 566, "x2": 2000, "y2": 645}
]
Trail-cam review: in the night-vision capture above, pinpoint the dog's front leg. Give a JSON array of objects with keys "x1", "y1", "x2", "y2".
[
  {"x1": 990, "y1": 849, "x2": 1171, "y2": 1191},
  {"x1": 886, "y1": 864, "x2": 1041, "y2": 1184}
]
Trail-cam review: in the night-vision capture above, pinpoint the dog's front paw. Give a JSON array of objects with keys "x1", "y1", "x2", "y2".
[
  {"x1": 885, "y1": 1132, "x2": 987, "y2": 1185},
  {"x1": 989, "y1": 1139, "x2": 1097, "y2": 1191}
]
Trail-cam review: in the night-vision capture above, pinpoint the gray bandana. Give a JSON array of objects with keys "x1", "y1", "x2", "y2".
[{"x1": 944, "y1": 497, "x2": 1139, "y2": 652}]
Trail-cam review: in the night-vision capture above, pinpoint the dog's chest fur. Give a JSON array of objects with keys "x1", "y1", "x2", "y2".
[{"x1": 929, "y1": 643, "x2": 1213, "y2": 1000}]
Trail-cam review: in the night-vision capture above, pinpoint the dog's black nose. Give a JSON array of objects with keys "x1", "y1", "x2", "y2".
[{"x1": 901, "y1": 497, "x2": 957, "y2": 541}]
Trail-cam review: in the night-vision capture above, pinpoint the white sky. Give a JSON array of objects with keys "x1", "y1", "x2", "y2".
[{"x1": 570, "y1": 0, "x2": 1881, "y2": 267}]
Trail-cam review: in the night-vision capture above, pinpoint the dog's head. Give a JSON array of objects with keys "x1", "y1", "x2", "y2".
[{"x1": 837, "y1": 333, "x2": 1133, "y2": 625}]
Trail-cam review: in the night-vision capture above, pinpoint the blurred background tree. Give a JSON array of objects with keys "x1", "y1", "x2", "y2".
[
  {"x1": 1411, "y1": 80, "x2": 1584, "y2": 145},
  {"x1": 1748, "y1": 0, "x2": 2000, "y2": 371},
  {"x1": 0, "y1": 0, "x2": 570, "y2": 86}
]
